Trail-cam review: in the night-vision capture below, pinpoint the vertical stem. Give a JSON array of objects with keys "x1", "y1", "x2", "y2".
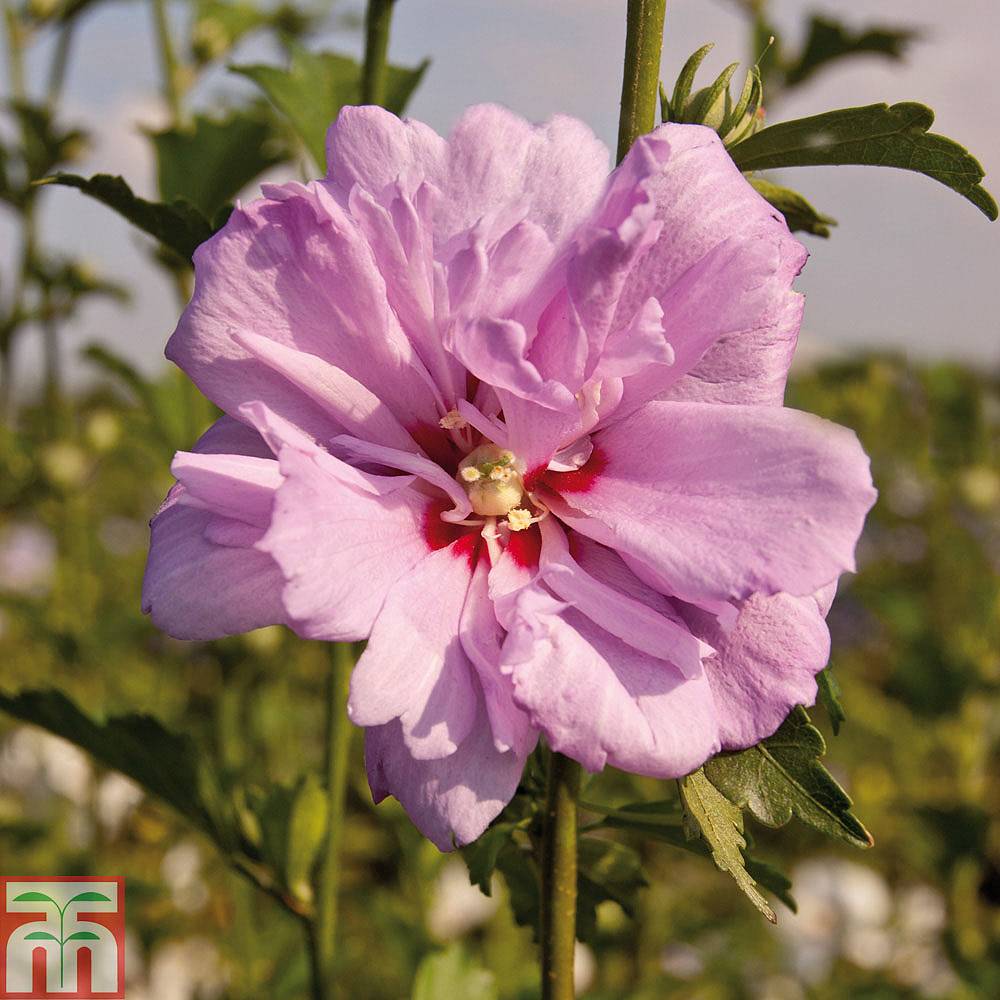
[
  {"x1": 1, "y1": 0, "x2": 25, "y2": 99},
  {"x1": 539, "y1": 751, "x2": 581, "y2": 1000},
  {"x1": 150, "y1": 0, "x2": 183, "y2": 123},
  {"x1": 2, "y1": 0, "x2": 32, "y2": 427},
  {"x1": 361, "y1": 0, "x2": 396, "y2": 106},
  {"x1": 313, "y1": 642, "x2": 354, "y2": 1000},
  {"x1": 46, "y1": 20, "x2": 78, "y2": 107},
  {"x1": 616, "y1": 0, "x2": 667, "y2": 163}
]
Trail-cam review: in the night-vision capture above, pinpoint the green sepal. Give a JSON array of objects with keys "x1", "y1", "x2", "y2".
[
  {"x1": 685, "y1": 61, "x2": 739, "y2": 129},
  {"x1": 669, "y1": 43, "x2": 714, "y2": 124}
]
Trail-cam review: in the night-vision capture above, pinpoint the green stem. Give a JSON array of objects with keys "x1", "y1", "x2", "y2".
[
  {"x1": 313, "y1": 642, "x2": 354, "y2": 1000},
  {"x1": 361, "y1": 0, "x2": 396, "y2": 106},
  {"x1": 616, "y1": 0, "x2": 667, "y2": 163},
  {"x1": 539, "y1": 751, "x2": 581, "y2": 1000},
  {"x1": 46, "y1": 19, "x2": 77, "y2": 106},
  {"x1": 1, "y1": 0, "x2": 25, "y2": 99},
  {"x1": 150, "y1": 0, "x2": 183, "y2": 123}
]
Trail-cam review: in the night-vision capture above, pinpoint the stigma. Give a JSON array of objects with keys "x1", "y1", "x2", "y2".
[{"x1": 457, "y1": 444, "x2": 525, "y2": 516}]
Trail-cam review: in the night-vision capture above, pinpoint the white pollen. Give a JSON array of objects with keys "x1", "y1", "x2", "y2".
[
  {"x1": 439, "y1": 409, "x2": 468, "y2": 430},
  {"x1": 460, "y1": 466, "x2": 482, "y2": 482},
  {"x1": 506, "y1": 508, "x2": 532, "y2": 532}
]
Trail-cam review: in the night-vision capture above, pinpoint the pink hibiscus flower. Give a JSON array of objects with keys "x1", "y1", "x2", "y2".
[{"x1": 143, "y1": 105, "x2": 876, "y2": 850}]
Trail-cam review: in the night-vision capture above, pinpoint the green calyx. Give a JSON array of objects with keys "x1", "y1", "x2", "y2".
[{"x1": 661, "y1": 43, "x2": 765, "y2": 146}]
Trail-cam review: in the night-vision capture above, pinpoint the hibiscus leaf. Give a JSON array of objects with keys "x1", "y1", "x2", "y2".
[
  {"x1": 743, "y1": 857, "x2": 797, "y2": 914},
  {"x1": 461, "y1": 820, "x2": 522, "y2": 896},
  {"x1": 784, "y1": 15, "x2": 918, "y2": 89},
  {"x1": 493, "y1": 840, "x2": 541, "y2": 934},
  {"x1": 36, "y1": 173, "x2": 215, "y2": 263},
  {"x1": 591, "y1": 798, "x2": 797, "y2": 914},
  {"x1": 816, "y1": 668, "x2": 847, "y2": 735},
  {"x1": 728, "y1": 102, "x2": 998, "y2": 221},
  {"x1": 232, "y1": 44, "x2": 429, "y2": 169},
  {"x1": 149, "y1": 110, "x2": 287, "y2": 218},
  {"x1": 679, "y1": 770, "x2": 776, "y2": 923},
  {"x1": 0, "y1": 688, "x2": 229, "y2": 846},
  {"x1": 411, "y1": 944, "x2": 497, "y2": 1000},
  {"x1": 704, "y1": 706, "x2": 873, "y2": 848},
  {"x1": 749, "y1": 178, "x2": 837, "y2": 237},
  {"x1": 576, "y1": 838, "x2": 648, "y2": 941}
]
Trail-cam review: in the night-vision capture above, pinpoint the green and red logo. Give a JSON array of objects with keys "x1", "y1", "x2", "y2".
[{"x1": 1, "y1": 878, "x2": 125, "y2": 999}]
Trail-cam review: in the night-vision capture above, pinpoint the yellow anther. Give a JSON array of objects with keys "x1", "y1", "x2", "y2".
[
  {"x1": 489, "y1": 465, "x2": 513, "y2": 481},
  {"x1": 506, "y1": 508, "x2": 532, "y2": 532},
  {"x1": 460, "y1": 466, "x2": 482, "y2": 483},
  {"x1": 439, "y1": 409, "x2": 468, "y2": 430}
]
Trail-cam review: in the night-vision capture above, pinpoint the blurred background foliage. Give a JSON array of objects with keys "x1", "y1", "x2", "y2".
[{"x1": 0, "y1": 0, "x2": 998, "y2": 997}]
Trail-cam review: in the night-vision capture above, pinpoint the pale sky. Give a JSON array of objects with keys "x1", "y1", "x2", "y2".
[{"x1": 2, "y1": 0, "x2": 998, "y2": 399}]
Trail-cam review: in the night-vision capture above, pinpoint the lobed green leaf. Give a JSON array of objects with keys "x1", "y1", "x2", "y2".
[
  {"x1": 705, "y1": 706, "x2": 873, "y2": 848},
  {"x1": 680, "y1": 771, "x2": 776, "y2": 923},
  {"x1": 785, "y1": 16, "x2": 918, "y2": 88},
  {"x1": 729, "y1": 102, "x2": 997, "y2": 220},
  {"x1": 817, "y1": 668, "x2": 847, "y2": 734},
  {"x1": 749, "y1": 178, "x2": 837, "y2": 237},
  {"x1": 233, "y1": 45, "x2": 428, "y2": 169},
  {"x1": 37, "y1": 173, "x2": 215, "y2": 263},
  {"x1": 149, "y1": 111, "x2": 286, "y2": 218}
]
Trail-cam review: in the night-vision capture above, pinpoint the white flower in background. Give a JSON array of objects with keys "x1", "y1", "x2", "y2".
[
  {"x1": 97, "y1": 772, "x2": 144, "y2": 837},
  {"x1": 427, "y1": 859, "x2": 498, "y2": 940},
  {"x1": 0, "y1": 729, "x2": 91, "y2": 803},
  {"x1": 777, "y1": 858, "x2": 958, "y2": 995},
  {"x1": 777, "y1": 858, "x2": 892, "y2": 982},
  {"x1": 161, "y1": 840, "x2": 210, "y2": 913},
  {"x1": 659, "y1": 942, "x2": 704, "y2": 980},
  {"x1": 574, "y1": 942, "x2": 596, "y2": 995},
  {"x1": 891, "y1": 885, "x2": 959, "y2": 996},
  {"x1": 126, "y1": 938, "x2": 227, "y2": 1000},
  {"x1": 0, "y1": 521, "x2": 56, "y2": 595}
]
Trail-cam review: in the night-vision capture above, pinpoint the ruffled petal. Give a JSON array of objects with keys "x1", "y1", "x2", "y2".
[
  {"x1": 537, "y1": 518, "x2": 708, "y2": 677},
  {"x1": 364, "y1": 695, "x2": 527, "y2": 851},
  {"x1": 546, "y1": 400, "x2": 876, "y2": 604},
  {"x1": 167, "y1": 181, "x2": 441, "y2": 443},
  {"x1": 348, "y1": 540, "x2": 480, "y2": 760},
  {"x1": 501, "y1": 586, "x2": 719, "y2": 776},
  {"x1": 682, "y1": 592, "x2": 830, "y2": 750},
  {"x1": 605, "y1": 125, "x2": 807, "y2": 414},
  {"x1": 142, "y1": 416, "x2": 286, "y2": 640},
  {"x1": 326, "y1": 104, "x2": 610, "y2": 247},
  {"x1": 257, "y1": 436, "x2": 435, "y2": 643},
  {"x1": 459, "y1": 558, "x2": 538, "y2": 757}
]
